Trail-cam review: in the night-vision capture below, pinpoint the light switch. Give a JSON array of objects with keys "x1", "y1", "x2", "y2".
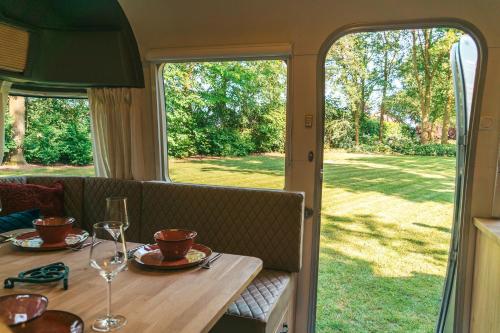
[{"x1": 305, "y1": 115, "x2": 313, "y2": 128}]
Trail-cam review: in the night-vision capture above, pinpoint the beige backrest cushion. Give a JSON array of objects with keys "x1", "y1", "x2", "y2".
[
  {"x1": 83, "y1": 178, "x2": 143, "y2": 242},
  {"x1": 141, "y1": 182, "x2": 304, "y2": 272}
]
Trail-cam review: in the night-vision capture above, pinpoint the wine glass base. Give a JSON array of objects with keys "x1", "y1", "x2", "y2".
[{"x1": 92, "y1": 315, "x2": 127, "y2": 332}]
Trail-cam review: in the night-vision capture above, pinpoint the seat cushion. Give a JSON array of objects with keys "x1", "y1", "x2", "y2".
[{"x1": 210, "y1": 270, "x2": 292, "y2": 333}]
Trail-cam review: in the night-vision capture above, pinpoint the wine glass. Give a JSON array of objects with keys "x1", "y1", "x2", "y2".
[
  {"x1": 89, "y1": 222, "x2": 128, "y2": 332},
  {"x1": 104, "y1": 197, "x2": 129, "y2": 233}
]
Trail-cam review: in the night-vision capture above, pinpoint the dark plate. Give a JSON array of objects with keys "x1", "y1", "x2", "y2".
[
  {"x1": 11, "y1": 229, "x2": 89, "y2": 251},
  {"x1": 11, "y1": 310, "x2": 84, "y2": 333},
  {"x1": 134, "y1": 243, "x2": 212, "y2": 270},
  {"x1": 0, "y1": 294, "x2": 48, "y2": 326}
]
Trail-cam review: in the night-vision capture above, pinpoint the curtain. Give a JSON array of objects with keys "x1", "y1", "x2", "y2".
[
  {"x1": 0, "y1": 81, "x2": 11, "y2": 165},
  {"x1": 88, "y1": 87, "x2": 156, "y2": 180}
]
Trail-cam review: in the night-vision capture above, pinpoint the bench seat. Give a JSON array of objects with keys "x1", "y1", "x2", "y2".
[
  {"x1": 0, "y1": 176, "x2": 304, "y2": 333},
  {"x1": 210, "y1": 270, "x2": 292, "y2": 333}
]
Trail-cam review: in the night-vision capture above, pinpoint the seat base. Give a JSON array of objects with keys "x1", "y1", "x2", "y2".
[{"x1": 210, "y1": 269, "x2": 292, "y2": 333}]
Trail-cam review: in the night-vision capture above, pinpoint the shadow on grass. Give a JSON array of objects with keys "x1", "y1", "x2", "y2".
[
  {"x1": 322, "y1": 156, "x2": 455, "y2": 204},
  {"x1": 317, "y1": 246, "x2": 443, "y2": 332},
  {"x1": 177, "y1": 153, "x2": 455, "y2": 204},
  {"x1": 178, "y1": 155, "x2": 285, "y2": 178},
  {"x1": 413, "y1": 222, "x2": 451, "y2": 233},
  {"x1": 318, "y1": 213, "x2": 447, "y2": 332},
  {"x1": 320, "y1": 214, "x2": 448, "y2": 263}
]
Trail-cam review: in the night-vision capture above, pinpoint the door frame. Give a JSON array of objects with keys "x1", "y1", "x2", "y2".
[{"x1": 310, "y1": 19, "x2": 487, "y2": 333}]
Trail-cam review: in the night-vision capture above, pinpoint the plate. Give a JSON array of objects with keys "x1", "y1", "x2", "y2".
[
  {"x1": 134, "y1": 243, "x2": 212, "y2": 270},
  {"x1": 10, "y1": 310, "x2": 84, "y2": 333},
  {"x1": 11, "y1": 229, "x2": 89, "y2": 251},
  {"x1": 0, "y1": 294, "x2": 48, "y2": 326}
]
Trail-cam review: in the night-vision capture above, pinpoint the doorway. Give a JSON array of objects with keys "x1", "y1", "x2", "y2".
[{"x1": 316, "y1": 28, "x2": 478, "y2": 332}]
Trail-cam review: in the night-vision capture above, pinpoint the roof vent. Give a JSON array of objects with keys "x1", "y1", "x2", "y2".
[{"x1": 0, "y1": 23, "x2": 28, "y2": 73}]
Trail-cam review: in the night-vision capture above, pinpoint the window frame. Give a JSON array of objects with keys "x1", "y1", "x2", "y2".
[{"x1": 154, "y1": 52, "x2": 293, "y2": 189}]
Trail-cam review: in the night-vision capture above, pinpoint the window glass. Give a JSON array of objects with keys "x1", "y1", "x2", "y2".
[
  {"x1": 1, "y1": 96, "x2": 94, "y2": 177},
  {"x1": 163, "y1": 60, "x2": 287, "y2": 189}
]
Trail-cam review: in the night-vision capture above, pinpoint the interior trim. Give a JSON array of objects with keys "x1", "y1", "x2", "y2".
[{"x1": 146, "y1": 43, "x2": 292, "y2": 62}]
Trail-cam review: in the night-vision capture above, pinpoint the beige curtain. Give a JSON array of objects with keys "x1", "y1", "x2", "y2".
[
  {"x1": 88, "y1": 87, "x2": 156, "y2": 180},
  {"x1": 0, "y1": 81, "x2": 11, "y2": 165}
]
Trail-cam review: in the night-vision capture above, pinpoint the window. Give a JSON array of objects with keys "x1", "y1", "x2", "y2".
[
  {"x1": 162, "y1": 60, "x2": 287, "y2": 189},
  {"x1": 1, "y1": 96, "x2": 94, "y2": 177}
]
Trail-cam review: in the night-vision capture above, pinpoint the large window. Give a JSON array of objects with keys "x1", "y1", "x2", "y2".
[
  {"x1": 162, "y1": 60, "x2": 287, "y2": 189},
  {"x1": 1, "y1": 96, "x2": 94, "y2": 177}
]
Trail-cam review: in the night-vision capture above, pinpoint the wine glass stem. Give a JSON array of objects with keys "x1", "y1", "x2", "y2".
[{"x1": 107, "y1": 279, "x2": 112, "y2": 319}]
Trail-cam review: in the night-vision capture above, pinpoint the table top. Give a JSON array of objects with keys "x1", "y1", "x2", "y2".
[{"x1": 0, "y1": 235, "x2": 262, "y2": 333}]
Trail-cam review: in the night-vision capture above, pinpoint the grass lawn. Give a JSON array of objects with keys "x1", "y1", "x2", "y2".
[{"x1": 0, "y1": 151, "x2": 455, "y2": 332}]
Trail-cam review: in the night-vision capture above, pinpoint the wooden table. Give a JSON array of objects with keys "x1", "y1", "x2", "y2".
[{"x1": 0, "y1": 238, "x2": 262, "y2": 333}]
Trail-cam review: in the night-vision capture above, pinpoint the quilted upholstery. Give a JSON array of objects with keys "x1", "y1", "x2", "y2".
[
  {"x1": 27, "y1": 177, "x2": 84, "y2": 229},
  {"x1": 83, "y1": 178, "x2": 143, "y2": 242},
  {"x1": 210, "y1": 270, "x2": 292, "y2": 333},
  {"x1": 0, "y1": 176, "x2": 26, "y2": 185},
  {"x1": 141, "y1": 182, "x2": 304, "y2": 272}
]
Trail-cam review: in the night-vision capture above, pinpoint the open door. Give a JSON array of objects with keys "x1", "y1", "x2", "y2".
[{"x1": 437, "y1": 35, "x2": 477, "y2": 333}]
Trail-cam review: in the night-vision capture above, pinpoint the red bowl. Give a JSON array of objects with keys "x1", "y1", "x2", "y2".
[
  {"x1": 33, "y1": 217, "x2": 75, "y2": 244},
  {"x1": 154, "y1": 229, "x2": 197, "y2": 261}
]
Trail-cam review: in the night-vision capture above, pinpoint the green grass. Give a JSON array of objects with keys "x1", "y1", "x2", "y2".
[
  {"x1": 0, "y1": 151, "x2": 455, "y2": 332},
  {"x1": 0, "y1": 164, "x2": 94, "y2": 177}
]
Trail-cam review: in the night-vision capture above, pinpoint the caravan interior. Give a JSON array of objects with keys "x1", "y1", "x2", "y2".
[{"x1": 0, "y1": 1, "x2": 499, "y2": 333}]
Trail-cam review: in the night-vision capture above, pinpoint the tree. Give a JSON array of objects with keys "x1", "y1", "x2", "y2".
[
  {"x1": 163, "y1": 60, "x2": 286, "y2": 158},
  {"x1": 326, "y1": 33, "x2": 377, "y2": 145},
  {"x1": 372, "y1": 31, "x2": 403, "y2": 142},
  {"x1": 407, "y1": 28, "x2": 460, "y2": 144},
  {"x1": 8, "y1": 95, "x2": 27, "y2": 165}
]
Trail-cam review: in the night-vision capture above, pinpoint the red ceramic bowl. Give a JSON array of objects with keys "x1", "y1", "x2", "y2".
[
  {"x1": 33, "y1": 217, "x2": 75, "y2": 244},
  {"x1": 154, "y1": 229, "x2": 197, "y2": 261}
]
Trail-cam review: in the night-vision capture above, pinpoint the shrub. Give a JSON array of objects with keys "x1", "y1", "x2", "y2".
[
  {"x1": 325, "y1": 119, "x2": 354, "y2": 148},
  {"x1": 22, "y1": 98, "x2": 93, "y2": 165}
]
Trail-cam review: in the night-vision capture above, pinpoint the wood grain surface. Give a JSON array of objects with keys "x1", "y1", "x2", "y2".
[{"x1": 0, "y1": 239, "x2": 262, "y2": 333}]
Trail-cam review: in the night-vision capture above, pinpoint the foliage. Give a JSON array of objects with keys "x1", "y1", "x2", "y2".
[
  {"x1": 164, "y1": 61, "x2": 286, "y2": 158},
  {"x1": 325, "y1": 119, "x2": 354, "y2": 148},
  {"x1": 23, "y1": 98, "x2": 92, "y2": 165},
  {"x1": 323, "y1": 27, "x2": 466, "y2": 155}
]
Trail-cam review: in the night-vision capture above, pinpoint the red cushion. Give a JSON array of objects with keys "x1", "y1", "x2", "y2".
[{"x1": 0, "y1": 182, "x2": 64, "y2": 217}]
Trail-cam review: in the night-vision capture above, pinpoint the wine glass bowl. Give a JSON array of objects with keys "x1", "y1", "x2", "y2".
[
  {"x1": 104, "y1": 197, "x2": 129, "y2": 232},
  {"x1": 89, "y1": 222, "x2": 128, "y2": 332}
]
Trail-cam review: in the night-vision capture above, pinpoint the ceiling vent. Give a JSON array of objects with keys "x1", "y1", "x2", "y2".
[{"x1": 0, "y1": 23, "x2": 28, "y2": 73}]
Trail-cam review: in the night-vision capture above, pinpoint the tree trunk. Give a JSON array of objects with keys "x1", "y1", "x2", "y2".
[
  {"x1": 440, "y1": 97, "x2": 452, "y2": 144},
  {"x1": 412, "y1": 29, "x2": 434, "y2": 145},
  {"x1": 441, "y1": 73, "x2": 454, "y2": 144},
  {"x1": 354, "y1": 107, "x2": 360, "y2": 146},
  {"x1": 8, "y1": 96, "x2": 27, "y2": 165},
  {"x1": 379, "y1": 42, "x2": 389, "y2": 143}
]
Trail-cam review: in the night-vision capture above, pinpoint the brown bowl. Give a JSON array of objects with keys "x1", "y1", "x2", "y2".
[
  {"x1": 33, "y1": 217, "x2": 75, "y2": 244},
  {"x1": 154, "y1": 229, "x2": 197, "y2": 261}
]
